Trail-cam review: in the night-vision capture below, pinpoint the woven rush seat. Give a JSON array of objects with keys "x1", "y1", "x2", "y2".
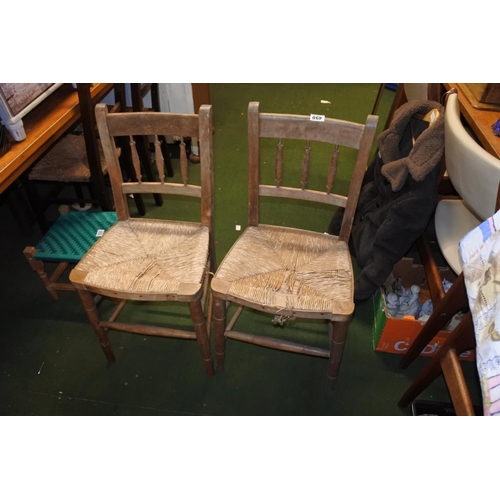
[
  {"x1": 71, "y1": 218, "x2": 210, "y2": 299},
  {"x1": 212, "y1": 225, "x2": 354, "y2": 318},
  {"x1": 28, "y1": 133, "x2": 108, "y2": 183}
]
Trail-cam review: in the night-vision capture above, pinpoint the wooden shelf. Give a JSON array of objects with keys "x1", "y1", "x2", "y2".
[
  {"x1": 445, "y1": 83, "x2": 500, "y2": 160},
  {"x1": 0, "y1": 83, "x2": 113, "y2": 194}
]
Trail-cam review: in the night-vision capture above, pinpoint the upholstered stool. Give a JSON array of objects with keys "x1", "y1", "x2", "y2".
[{"x1": 24, "y1": 209, "x2": 118, "y2": 300}]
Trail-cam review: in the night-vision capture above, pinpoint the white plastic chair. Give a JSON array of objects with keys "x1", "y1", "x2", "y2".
[{"x1": 435, "y1": 91, "x2": 500, "y2": 274}]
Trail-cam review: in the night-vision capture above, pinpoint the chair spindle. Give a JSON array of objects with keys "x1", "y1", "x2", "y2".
[
  {"x1": 154, "y1": 135, "x2": 165, "y2": 183},
  {"x1": 301, "y1": 140, "x2": 311, "y2": 189},
  {"x1": 129, "y1": 135, "x2": 142, "y2": 183},
  {"x1": 275, "y1": 138, "x2": 283, "y2": 187},
  {"x1": 180, "y1": 139, "x2": 188, "y2": 186},
  {"x1": 326, "y1": 145, "x2": 340, "y2": 195}
]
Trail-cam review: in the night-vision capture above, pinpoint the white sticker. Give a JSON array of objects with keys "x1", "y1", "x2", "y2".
[
  {"x1": 235, "y1": 225, "x2": 241, "y2": 231},
  {"x1": 310, "y1": 114, "x2": 325, "y2": 122},
  {"x1": 96, "y1": 229, "x2": 105, "y2": 237}
]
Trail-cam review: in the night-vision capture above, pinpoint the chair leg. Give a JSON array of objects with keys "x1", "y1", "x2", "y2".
[
  {"x1": 188, "y1": 299, "x2": 215, "y2": 376},
  {"x1": 73, "y1": 183, "x2": 87, "y2": 208},
  {"x1": 326, "y1": 320, "x2": 349, "y2": 395},
  {"x1": 135, "y1": 135, "x2": 163, "y2": 207},
  {"x1": 160, "y1": 138, "x2": 175, "y2": 177},
  {"x1": 212, "y1": 296, "x2": 226, "y2": 371},
  {"x1": 23, "y1": 246, "x2": 59, "y2": 300},
  {"x1": 23, "y1": 176, "x2": 51, "y2": 234},
  {"x1": 441, "y1": 350, "x2": 475, "y2": 415},
  {"x1": 76, "y1": 288, "x2": 116, "y2": 363},
  {"x1": 398, "y1": 311, "x2": 475, "y2": 411},
  {"x1": 399, "y1": 273, "x2": 469, "y2": 369}
]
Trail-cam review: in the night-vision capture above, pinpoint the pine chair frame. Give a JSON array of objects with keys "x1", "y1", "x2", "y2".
[
  {"x1": 212, "y1": 101, "x2": 378, "y2": 393},
  {"x1": 69, "y1": 103, "x2": 216, "y2": 376}
]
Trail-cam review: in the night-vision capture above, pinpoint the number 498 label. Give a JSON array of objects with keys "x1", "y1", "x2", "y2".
[{"x1": 310, "y1": 114, "x2": 325, "y2": 122}]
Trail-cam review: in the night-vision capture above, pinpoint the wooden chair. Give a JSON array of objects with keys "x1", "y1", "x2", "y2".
[
  {"x1": 211, "y1": 102, "x2": 378, "y2": 393},
  {"x1": 398, "y1": 91, "x2": 500, "y2": 415},
  {"x1": 69, "y1": 103, "x2": 216, "y2": 376}
]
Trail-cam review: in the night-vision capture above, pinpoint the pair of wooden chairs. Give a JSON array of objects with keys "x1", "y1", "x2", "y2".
[{"x1": 68, "y1": 102, "x2": 378, "y2": 387}]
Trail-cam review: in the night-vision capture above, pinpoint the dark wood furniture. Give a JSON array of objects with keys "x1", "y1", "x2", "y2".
[
  {"x1": 25, "y1": 83, "x2": 160, "y2": 229},
  {"x1": 24, "y1": 83, "x2": 115, "y2": 228},
  {"x1": 444, "y1": 83, "x2": 500, "y2": 159},
  {"x1": 398, "y1": 90, "x2": 500, "y2": 415},
  {"x1": 0, "y1": 84, "x2": 118, "y2": 234}
]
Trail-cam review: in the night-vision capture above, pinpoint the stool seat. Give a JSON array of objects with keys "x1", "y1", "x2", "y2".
[
  {"x1": 25, "y1": 210, "x2": 118, "y2": 300},
  {"x1": 29, "y1": 133, "x2": 108, "y2": 183},
  {"x1": 34, "y1": 211, "x2": 118, "y2": 262}
]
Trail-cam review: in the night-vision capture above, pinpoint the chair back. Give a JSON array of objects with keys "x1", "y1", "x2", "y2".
[
  {"x1": 404, "y1": 83, "x2": 441, "y2": 103},
  {"x1": 445, "y1": 92, "x2": 500, "y2": 220},
  {"x1": 95, "y1": 103, "x2": 214, "y2": 229},
  {"x1": 247, "y1": 101, "x2": 378, "y2": 243}
]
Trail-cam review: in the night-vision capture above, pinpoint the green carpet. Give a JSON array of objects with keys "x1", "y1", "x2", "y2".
[{"x1": 0, "y1": 83, "x2": 482, "y2": 415}]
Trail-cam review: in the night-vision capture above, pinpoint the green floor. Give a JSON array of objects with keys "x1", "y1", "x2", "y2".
[{"x1": 0, "y1": 83, "x2": 482, "y2": 415}]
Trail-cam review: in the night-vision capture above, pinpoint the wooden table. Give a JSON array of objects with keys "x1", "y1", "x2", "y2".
[
  {"x1": 0, "y1": 83, "x2": 113, "y2": 194},
  {"x1": 445, "y1": 83, "x2": 500, "y2": 159}
]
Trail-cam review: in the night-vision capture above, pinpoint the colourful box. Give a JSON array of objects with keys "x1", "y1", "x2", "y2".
[{"x1": 371, "y1": 258, "x2": 474, "y2": 361}]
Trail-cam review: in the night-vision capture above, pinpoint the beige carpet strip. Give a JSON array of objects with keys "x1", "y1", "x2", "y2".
[
  {"x1": 74, "y1": 219, "x2": 209, "y2": 296},
  {"x1": 213, "y1": 225, "x2": 353, "y2": 315}
]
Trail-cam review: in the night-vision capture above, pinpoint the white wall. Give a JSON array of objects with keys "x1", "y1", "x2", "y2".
[{"x1": 158, "y1": 84, "x2": 194, "y2": 113}]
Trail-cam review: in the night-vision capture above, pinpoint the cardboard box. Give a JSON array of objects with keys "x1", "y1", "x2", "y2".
[{"x1": 371, "y1": 258, "x2": 474, "y2": 361}]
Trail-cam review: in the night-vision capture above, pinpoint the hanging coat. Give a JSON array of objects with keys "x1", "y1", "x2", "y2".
[{"x1": 328, "y1": 99, "x2": 445, "y2": 302}]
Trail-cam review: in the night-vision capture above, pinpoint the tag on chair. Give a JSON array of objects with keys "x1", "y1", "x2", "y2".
[
  {"x1": 414, "y1": 109, "x2": 440, "y2": 125},
  {"x1": 411, "y1": 108, "x2": 440, "y2": 145}
]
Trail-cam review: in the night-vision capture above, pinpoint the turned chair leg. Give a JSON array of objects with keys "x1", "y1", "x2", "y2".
[
  {"x1": 189, "y1": 299, "x2": 215, "y2": 377},
  {"x1": 326, "y1": 320, "x2": 349, "y2": 395},
  {"x1": 400, "y1": 273, "x2": 468, "y2": 369},
  {"x1": 212, "y1": 296, "x2": 226, "y2": 371},
  {"x1": 76, "y1": 288, "x2": 116, "y2": 363},
  {"x1": 398, "y1": 311, "x2": 475, "y2": 414}
]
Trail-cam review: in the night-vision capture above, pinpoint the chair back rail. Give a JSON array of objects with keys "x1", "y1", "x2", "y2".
[
  {"x1": 95, "y1": 103, "x2": 214, "y2": 230},
  {"x1": 247, "y1": 101, "x2": 378, "y2": 243}
]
